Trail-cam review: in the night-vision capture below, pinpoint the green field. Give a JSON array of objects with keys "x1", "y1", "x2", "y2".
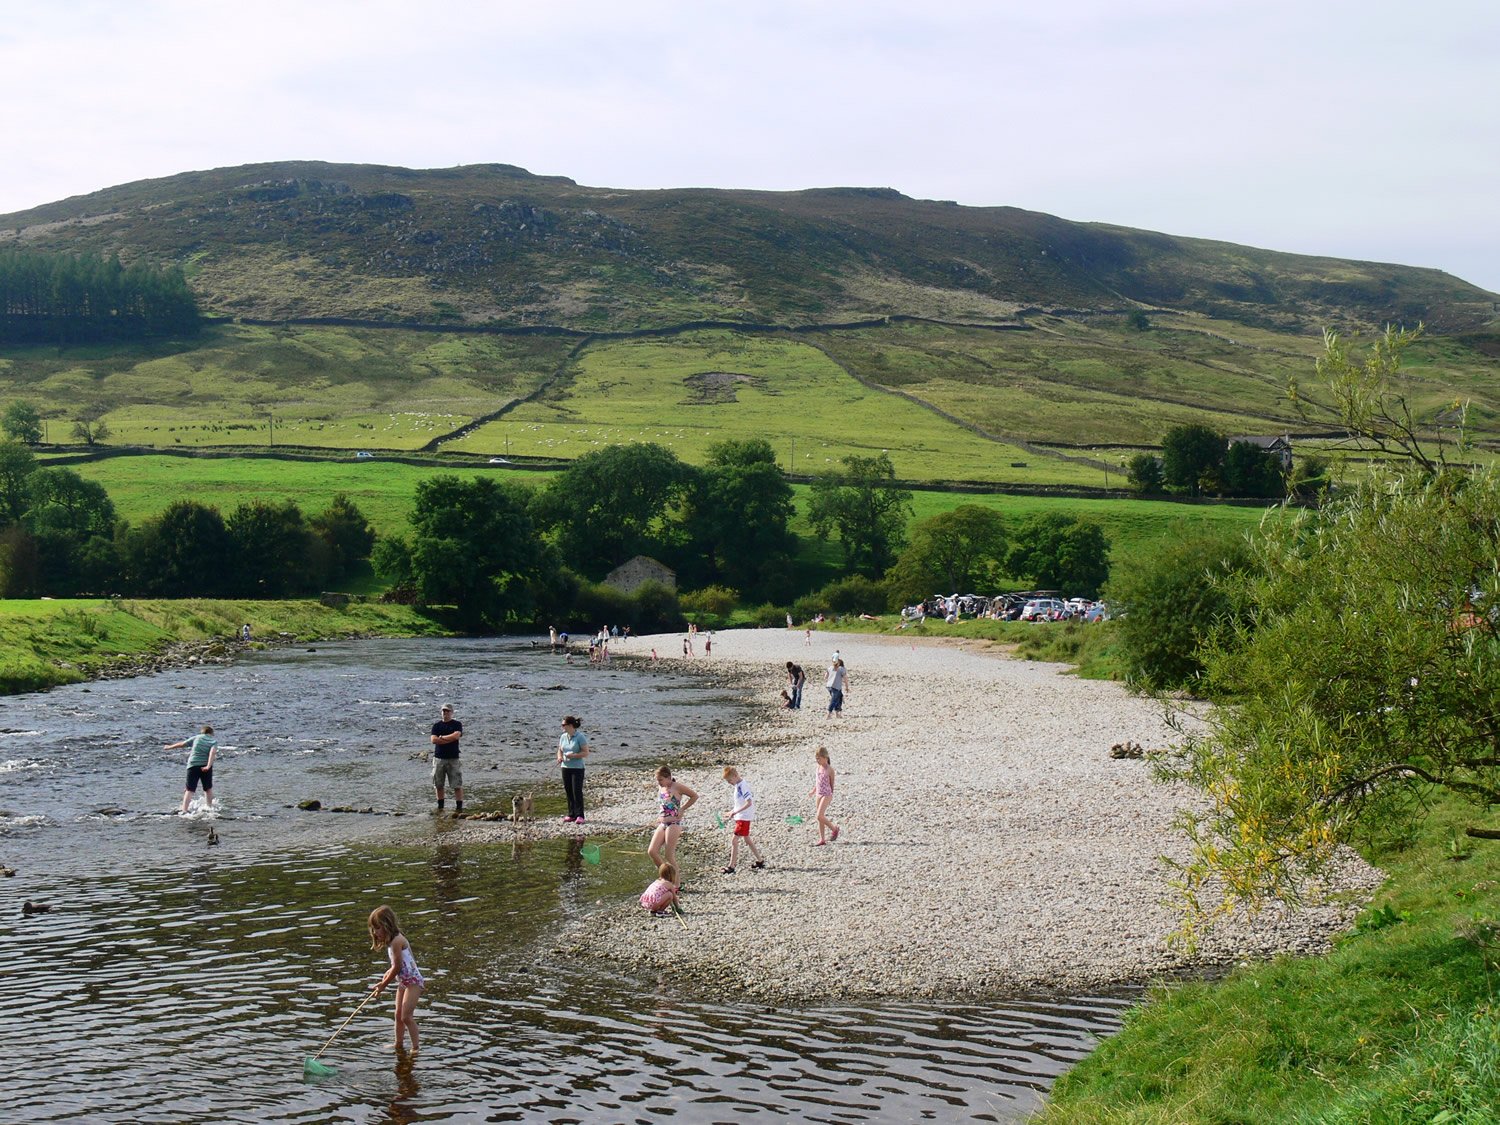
[
  {"x1": 450, "y1": 329, "x2": 1104, "y2": 485},
  {"x1": 0, "y1": 323, "x2": 571, "y2": 450},
  {"x1": 0, "y1": 597, "x2": 449, "y2": 693},
  {"x1": 66, "y1": 455, "x2": 564, "y2": 538},
  {"x1": 5, "y1": 316, "x2": 1496, "y2": 487}
]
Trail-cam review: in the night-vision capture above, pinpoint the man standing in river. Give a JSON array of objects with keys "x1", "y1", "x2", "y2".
[{"x1": 430, "y1": 703, "x2": 463, "y2": 814}]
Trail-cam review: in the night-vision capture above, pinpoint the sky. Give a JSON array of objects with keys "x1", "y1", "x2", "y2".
[{"x1": 4, "y1": 0, "x2": 1498, "y2": 292}]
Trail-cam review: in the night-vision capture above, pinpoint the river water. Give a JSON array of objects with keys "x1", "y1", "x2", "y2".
[{"x1": 0, "y1": 638, "x2": 1127, "y2": 1123}]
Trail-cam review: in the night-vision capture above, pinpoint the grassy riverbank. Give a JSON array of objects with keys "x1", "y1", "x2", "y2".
[
  {"x1": 820, "y1": 615, "x2": 1125, "y2": 680},
  {"x1": 1040, "y1": 794, "x2": 1500, "y2": 1122},
  {"x1": 0, "y1": 598, "x2": 451, "y2": 693}
]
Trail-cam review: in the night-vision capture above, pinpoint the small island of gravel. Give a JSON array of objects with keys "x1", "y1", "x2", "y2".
[{"x1": 469, "y1": 629, "x2": 1381, "y2": 1003}]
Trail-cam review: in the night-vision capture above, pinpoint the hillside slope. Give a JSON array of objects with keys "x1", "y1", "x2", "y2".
[{"x1": 2, "y1": 161, "x2": 1494, "y2": 333}]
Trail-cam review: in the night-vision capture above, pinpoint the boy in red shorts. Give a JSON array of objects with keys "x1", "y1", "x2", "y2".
[{"x1": 721, "y1": 766, "x2": 767, "y2": 874}]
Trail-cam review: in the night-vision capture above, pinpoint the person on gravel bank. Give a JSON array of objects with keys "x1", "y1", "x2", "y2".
[
  {"x1": 648, "y1": 765, "x2": 698, "y2": 870},
  {"x1": 811, "y1": 746, "x2": 840, "y2": 845},
  {"x1": 430, "y1": 703, "x2": 463, "y2": 814},
  {"x1": 557, "y1": 714, "x2": 589, "y2": 823},
  {"x1": 785, "y1": 661, "x2": 805, "y2": 710},
  {"x1": 825, "y1": 658, "x2": 848, "y2": 719}
]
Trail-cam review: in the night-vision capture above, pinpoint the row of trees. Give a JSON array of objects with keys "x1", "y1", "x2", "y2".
[
  {"x1": 0, "y1": 442, "x2": 373, "y2": 598},
  {"x1": 367, "y1": 440, "x2": 1113, "y2": 630},
  {"x1": 0, "y1": 249, "x2": 200, "y2": 344}
]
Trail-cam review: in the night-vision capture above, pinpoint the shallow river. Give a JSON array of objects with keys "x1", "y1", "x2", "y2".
[{"x1": 0, "y1": 638, "x2": 1127, "y2": 1122}]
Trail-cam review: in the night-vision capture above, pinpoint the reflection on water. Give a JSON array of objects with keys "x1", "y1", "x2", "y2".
[{"x1": 0, "y1": 638, "x2": 1127, "y2": 1122}]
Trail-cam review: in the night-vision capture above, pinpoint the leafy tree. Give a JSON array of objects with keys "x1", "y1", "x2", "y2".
[
  {"x1": 0, "y1": 441, "x2": 38, "y2": 524},
  {"x1": 1126, "y1": 310, "x2": 1151, "y2": 331},
  {"x1": 1222, "y1": 440, "x2": 1284, "y2": 498},
  {"x1": 123, "y1": 500, "x2": 232, "y2": 596},
  {"x1": 536, "y1": 443, "x2": 696, "y2": 578},
  {"x1": 679, "y1": 585, "x2": 739, "y2": 629},
  {"x1": 310, "y1": 493, "x2": 376, "y2": 581},
  {"x1": 70, "y1": 404, "x2": 111, "y2": 447},
  {"x1": 1006, "y1": 512, "x2": 1111, "y2": 598},
  {"x1": 408, "y1": 475, "x2": 548, "y2": 627},
  {"x1": 1160, "y1": 424, "x2": 1225, "y2": 497},
  {"x1": 1, "y1": 401, "x2": 42, "y2": 444},
  {"x1": 0, "y1": 525, "x2": 39, "y2": 597},
  {"x1": 1104, "y1": 527, "x2": 1255, "y2": 691},
  {"x1": 23, "y1": 468, "x2": 119, "y2": 596},
  {"x1": 1163, "y1": 470, "x2": 1500, "y2": 933},
  {"x1": 886, "y1": 505, "x2": 1007, "y2": 604},
  {"x1": 684, "y1": 439, "x2": 796, "y2": 601},
  {"x1": 807, "y1": 453, "x2": 913, "y2": 578},
  {"x1": 1126, "y1": 452, "x2": 1165, "y2": 495},
  {"x1": 226, "y1": 500, "x2": 319, "y2": 596},
  {"x1": 631, "y1": 580, "x2": 684, "y2": 633},
  {"x1": 25, "y1": 468, "x2": 115, "y2": 537},
  {"x1": 1290, "y1": 324, "x2": 1463, "y2": 474},
  {"x1": 371, "y1": 535, "x2": 415, "y2": 588}
]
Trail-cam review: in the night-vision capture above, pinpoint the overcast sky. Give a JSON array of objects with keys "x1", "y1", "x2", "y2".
[{"x1": 4, "y1": 0, "x2": 1498, "y2": 292}]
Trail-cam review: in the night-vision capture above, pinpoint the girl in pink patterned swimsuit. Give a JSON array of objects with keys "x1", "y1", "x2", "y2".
[
  {"x1": 810, "y1": 746, "x2": 840, "y2": 846},
  {"x1": 369, "y1": 904, "x2": 423, "y2": 1053},
  {"x1": 647, "y1": 765, "x2": 699, "y2": 870}
]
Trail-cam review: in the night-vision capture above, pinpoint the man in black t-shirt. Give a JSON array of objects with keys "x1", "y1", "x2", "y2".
[{"x1": 430, "y1": 703, "x2": 464, "y2": 813}]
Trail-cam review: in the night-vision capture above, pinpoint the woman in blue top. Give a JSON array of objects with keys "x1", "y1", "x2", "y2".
[{"x1": 557, "y1": 715, "x2": 590, "y2": 823}]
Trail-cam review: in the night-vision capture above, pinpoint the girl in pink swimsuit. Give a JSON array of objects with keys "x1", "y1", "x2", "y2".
[
  {"x1": 369, "y1": 904, "x2": 424, "y2": 1053},
  {"x1": 647, "y1": 765, "x2": 699, "y2": 871},
  {"x1": 810, "y1": 746, "x2": 840, "y2": 845}
]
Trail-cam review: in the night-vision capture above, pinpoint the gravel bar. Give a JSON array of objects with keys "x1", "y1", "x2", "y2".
[{"x1": 466, "y1": 628, "x2": 1382, "y2": 1002}]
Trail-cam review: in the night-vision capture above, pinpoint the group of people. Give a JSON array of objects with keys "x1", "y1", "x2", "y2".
[
  {"x1": 780, "y1": 653, "x2": 849, "y2": 718},
  {"x1": 165, "y1": 636, "x2": 851, "y2": 1058},
  {"x1": 640, "y1": 746, "x2": 841, "y2": 916}
]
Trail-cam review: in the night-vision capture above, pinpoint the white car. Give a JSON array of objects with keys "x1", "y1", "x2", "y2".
[
  {"x1": 1020, "y1": 598, "x2": 1066, "y2": 621},
  {"x1": 355, "y1": 451, "x2": 374, "y2": 459},
  {"x1": 488, "y1": 457, "x2": 511, "y2": 464}
]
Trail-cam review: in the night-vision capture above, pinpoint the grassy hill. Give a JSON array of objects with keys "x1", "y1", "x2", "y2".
[
  {"x1": 3, "y1": 161, "x2": 1498, "y2": 479},
  {"x1": 4, "y1": 161, "x2": 1495, "y2": 332}
]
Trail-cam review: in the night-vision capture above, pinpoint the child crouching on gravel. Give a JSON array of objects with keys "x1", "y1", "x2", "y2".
[
  {"x1": 721, "y1": 766, "x2": 766, "y2": 874},
  {"x1": 640, "y1": 862, "x2": 679, "y2": 916}
]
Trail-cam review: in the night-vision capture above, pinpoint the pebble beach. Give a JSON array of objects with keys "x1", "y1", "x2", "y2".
[{"x1": 467, "y1": 628, "x2": 1382, "y2": 1003}]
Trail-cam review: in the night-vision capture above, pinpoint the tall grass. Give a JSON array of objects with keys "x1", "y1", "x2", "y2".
[{"x1": 1040, "y1": 794, "x2": 1500, "y2": 1122}]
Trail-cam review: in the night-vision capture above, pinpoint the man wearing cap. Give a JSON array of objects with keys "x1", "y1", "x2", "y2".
[{"x1": 430, "y1": 703, "x2": 464, "y2": 813}]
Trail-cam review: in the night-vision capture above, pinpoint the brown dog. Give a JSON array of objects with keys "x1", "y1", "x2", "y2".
[{"x1": 511, "y1": 792, "x2": 535, "y2": 824}]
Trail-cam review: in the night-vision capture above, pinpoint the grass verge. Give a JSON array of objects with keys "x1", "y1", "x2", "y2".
[
  {"x1": 1038, "y1": 793, "x2": 1500, "y2": 1122},
  {"x1": 0, "y1": 598, "x2": 452, "y2": 694},
  {"x1": 800, "y1": 615, "x2": 1125, "y2": 681}
]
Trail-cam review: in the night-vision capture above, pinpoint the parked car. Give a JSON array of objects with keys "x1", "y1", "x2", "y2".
[
  {"x1": 1021, "y1": 598, "x2": 1066, "y2": 621},
  {"x1": 355, "y1": 451, "x2": 374, "y2": 459},
  {"x1": 488, "y1": 457, "x2": 511, "y2": 464}
]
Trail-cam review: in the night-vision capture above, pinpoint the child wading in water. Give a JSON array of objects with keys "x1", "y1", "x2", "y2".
[
  {"x1": 165, "y1": 724, "x2": 218, "y2": 814},
  {"x1": 640, "y1": 861, "x2": 680, "y2": 916},
  {"x1": 647, "y1": 765, "x2": 699, "y2": 870},
  {"x1": 721, "y1": 766, "x2": 766, "y2": 874},
  {"x1": 369, "y1": 905, "x2": 424, "y2": 1053},
  {"x1": 810, "y1": 746, "x2": 840, "y2": 845}
]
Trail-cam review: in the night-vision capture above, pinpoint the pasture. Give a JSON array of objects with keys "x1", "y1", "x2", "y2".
[
  {"x1": 0, "y1": 323, "x2": 569, "y2": 450},
  {"x1": 450, "y1": 329, "x2": 1105, "y2": 485}
]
